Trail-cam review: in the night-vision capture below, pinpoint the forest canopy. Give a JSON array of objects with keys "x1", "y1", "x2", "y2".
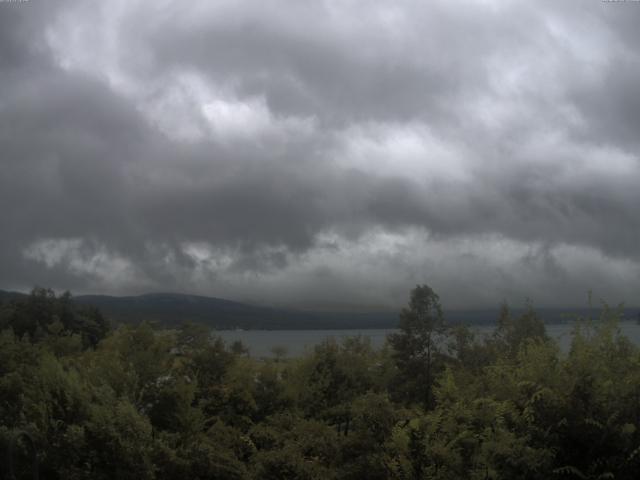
[{"x1": 1, "y1": 286, "x2": 640, "y2": 479}]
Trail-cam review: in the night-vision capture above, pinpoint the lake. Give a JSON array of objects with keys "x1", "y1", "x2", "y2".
[{"x1": 215, "y1": 321, "x2": 640, "y2": 358}]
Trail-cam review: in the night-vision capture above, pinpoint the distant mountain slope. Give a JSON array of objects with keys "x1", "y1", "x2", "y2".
[
  {"x1": 73, "y1": 292, "x2": 398, "y2": 330},
  {"x1": 2, "y1": 289, "x2": 639, "y2": 329},
  {"x1": 0, "y1": 289, "x2": 27, "y2": 303}
]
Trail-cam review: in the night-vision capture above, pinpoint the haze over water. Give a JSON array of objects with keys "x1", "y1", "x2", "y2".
[{"x1": 217, "y1": 321, "x2": 640, "y2": 358}]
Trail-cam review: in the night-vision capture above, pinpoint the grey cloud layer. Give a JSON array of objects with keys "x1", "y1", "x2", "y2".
[{"x1": 1, "y1": 0, "x2": 640, "y2": 307}]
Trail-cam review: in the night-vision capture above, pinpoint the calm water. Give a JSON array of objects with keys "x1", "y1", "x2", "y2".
[{"x1": 216, "y1": 321, "x2": 640, "y2": 358}]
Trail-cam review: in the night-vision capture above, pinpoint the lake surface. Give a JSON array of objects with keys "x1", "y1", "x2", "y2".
[{"x1": 216, "y1": 321, "x2": 640, "y2": 358}]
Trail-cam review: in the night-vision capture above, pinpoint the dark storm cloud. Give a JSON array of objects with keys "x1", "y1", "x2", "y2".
[{"x1": 1, "y1": 0, "x2": 640, "y2": 306}]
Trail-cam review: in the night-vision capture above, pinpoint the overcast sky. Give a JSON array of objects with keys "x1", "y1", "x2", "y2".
[{"x1": 1, "y1": 0, "x2": 640, "y2": 309}]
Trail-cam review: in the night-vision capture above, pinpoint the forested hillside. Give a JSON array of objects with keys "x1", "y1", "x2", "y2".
[
  {"x1": 73, "y1": 293, "x2": 398, "y2": 330},
  {"x1": 1, "y1": 286, "x2": 640, "y2": 479},
  {"x1": 0, "y1": 290, "x2": 399, "y2": 330}
]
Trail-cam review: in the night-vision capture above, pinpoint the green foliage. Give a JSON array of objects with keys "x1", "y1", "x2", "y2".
[
  {"x1": 0, "y1": 287, "x2": 109, "y2": 349},
  {"x1": 249, "y1": 414, "x2": 340, "y2": 480},
  {"x1": 491, "y1": 301, "x2": 549, "y2": 358},
  {"x1": 388, "y1": 284, "x2": 448, "y2": 408},
  {"x1": 2, "y1": 286, "x2": 640, "y2": 479}
]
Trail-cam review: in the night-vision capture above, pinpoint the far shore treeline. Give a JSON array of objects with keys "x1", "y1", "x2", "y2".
[{"x1": 1, "y1": 286, "x2": 640, "y2": 479}]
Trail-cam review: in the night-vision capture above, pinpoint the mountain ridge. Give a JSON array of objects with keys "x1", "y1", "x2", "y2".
[
  {"x1": 72, "y1": 292, "x2": 398, "y2": 329},
  {"x1": 2, "y1": 289, "x2": 639, "y2": 329}
]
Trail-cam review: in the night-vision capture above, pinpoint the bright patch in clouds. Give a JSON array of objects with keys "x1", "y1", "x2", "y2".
[
  {"x1": 24, "y1": 238, "x2": 139, "y2": 287},
  {"x1": 337, "y1": 123, "x2": 471, "y2": 183}
]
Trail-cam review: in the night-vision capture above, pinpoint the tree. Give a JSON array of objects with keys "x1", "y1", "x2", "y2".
[
  {"x1": 492, "y1": 300, "x2": 548, "y2": 358},
  {"x1": 0, "y1": 288, "x2": 109, "y2": 349},
  {"x1": 271, "y1": 345, "x2": 288, "y2": 362},
  {"x1": 388, "y1": 285, "x2": 447, "y2": 409},
  {"x1": 231, "y1": 340, "x2": 250, "y2": 356}
]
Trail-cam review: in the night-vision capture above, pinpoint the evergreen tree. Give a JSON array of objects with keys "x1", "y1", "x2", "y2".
[{"x1": 388, "y1": 284, "x2": 448, "y2": 409}]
